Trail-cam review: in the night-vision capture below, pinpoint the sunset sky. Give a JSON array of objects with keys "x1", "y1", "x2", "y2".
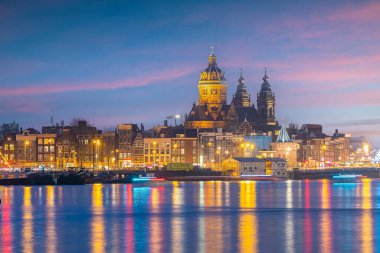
[{"x1": 0, "y1": 0, "x2": 379, "y2": 147}]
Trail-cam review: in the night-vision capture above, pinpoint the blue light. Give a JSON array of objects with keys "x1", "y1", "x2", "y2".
[
  {"x1": 332, "y1": 175, "x2": 361, "y2": 179},
  {"x1": 132, "y1": 178, "x2": 151, "y2": 182}
]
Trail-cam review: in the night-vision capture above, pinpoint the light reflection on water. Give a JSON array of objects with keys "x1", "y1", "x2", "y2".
[{"x1": 0, "y1": 179, "x2": 379, "y2": 252}]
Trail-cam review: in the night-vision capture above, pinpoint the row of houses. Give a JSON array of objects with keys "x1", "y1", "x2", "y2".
[{"x1": 0, "y1": 120, "x2": 358, "y2": 171}]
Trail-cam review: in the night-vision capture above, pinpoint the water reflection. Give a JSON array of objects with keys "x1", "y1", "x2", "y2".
[
  {"x1": 125, "y1": 185, "x2": 134, "y2": 253},
  {"x1": 1, "y1": 179, "x2": 380, "y2": 252},
  {"x1": 320, "y1": 180, "x2": 332, "y2": 253},
  {"x1": 46, "y1": 186, "x2": 57, "y2": 253},
  {"x1": 285, "y1": 181, "x2": 294, "y2": 253},
  {"x1": 149, "y1": 188, "x2": 162, "y2": 253},
  {"x1": 171, "y1": 181, "x2": 184, "y2": 253},
  {"x1": 239, "y1": 182, "x2": 257, "y2": 253},
  {"x1": 91, "y1": 184, "x2": 105, "y2": 253},
  {"x1": 197, "y1": 182, "x2": 205, "y2": 253},
  {"x1": 361, "y1": 179, "x2": 373, "y2": 253},
  {"x1": 1, "y1": 187, "x2": 13, "y2": 253},
  {"x1": 22, "y1": 187, "x2": 33, "y2": 253}
]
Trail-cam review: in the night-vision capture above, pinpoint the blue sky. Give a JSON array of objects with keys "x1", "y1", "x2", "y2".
[{"x1": 0, "y1": 0, "x2": 379, "y2": 147}]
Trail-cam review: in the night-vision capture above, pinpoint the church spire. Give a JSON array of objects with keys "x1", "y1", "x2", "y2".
[
  {"x1": 238, "y1": 68, "x2": 245, "y2": 84},
  {"x1": 208, "y1": 46, "x2": 216, "y2": 64},
  {"x1": 233, "y1": 68, "x2": 251, "y2": 108},
  {"x1": 276, "y1": 125, "x2": 291, "y2": 142}
]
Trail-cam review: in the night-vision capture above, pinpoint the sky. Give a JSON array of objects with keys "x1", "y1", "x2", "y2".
[{"x1": 0, "y1": 0, "x2": 379, "y2": 147}]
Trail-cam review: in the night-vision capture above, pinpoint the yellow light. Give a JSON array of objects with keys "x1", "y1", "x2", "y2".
[{"x1": 363, "y1": 143, "x2": 369, "y2": 154}]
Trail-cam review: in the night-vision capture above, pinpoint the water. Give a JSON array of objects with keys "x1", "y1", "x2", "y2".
[{"x1": 0, "y1": 179, "x2": 379, "y2": 253}]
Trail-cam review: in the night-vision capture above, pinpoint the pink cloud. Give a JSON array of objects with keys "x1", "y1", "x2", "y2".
[
  {"x1": 0, "y1": 66, "x2": 195, "y2": 97},
  {"x1": 282, "y1": 88, "x2": 380, "y2": 108},
  {"x1": 0, "y1": 99, "x2": 47, "y2": 113},
  {"x1": 329, "y1": 2, "x2": 380, "y2": 23}
]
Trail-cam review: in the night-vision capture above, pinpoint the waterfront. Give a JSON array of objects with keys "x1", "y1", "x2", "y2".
[{"x1": 0, "y1": 180, "x2": 379, "y2": 253}]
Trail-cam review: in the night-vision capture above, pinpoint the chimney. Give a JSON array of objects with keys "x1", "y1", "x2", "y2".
[{"x1": 140, "y1": 123, "x2": 145, "y2": 132}]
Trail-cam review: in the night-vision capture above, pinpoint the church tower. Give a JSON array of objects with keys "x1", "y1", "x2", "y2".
[
  {"x1": 232, "y1": 70, "x2": 251, "y2": 108},
  {"x1": 198, "y1": 48, "x2": 227, "y2": 119},
  {"x1": 257, "y1": 68, "x2": 276, "y2": 125}
]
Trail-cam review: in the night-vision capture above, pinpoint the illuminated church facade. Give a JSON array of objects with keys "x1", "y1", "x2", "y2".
[{"x1": 185, "y1": 49, "x2": 278, "y2": 135}]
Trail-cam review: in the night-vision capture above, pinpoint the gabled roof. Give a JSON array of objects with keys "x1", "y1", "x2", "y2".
[
  {"x1": 186, "y1": 104, "x2": 214, "y2": 121},
  {"x1": 265, "y1": 157, "x2": 287, "y2": 162},
  {"x1": 232, "y1": 157, "x2": 265, "y2": 163}
]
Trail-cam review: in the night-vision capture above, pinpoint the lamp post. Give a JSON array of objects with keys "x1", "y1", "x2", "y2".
[
  {"x1": 96, "y1": 140, "x2": 100, "y2": 170},
  {"x1": 115, "y1": 149, "x2": 119, "y2": 170},
  {"x1": 217, "y1": 146, "x2": 221, "y2": 166},
  {"x1": 173, "y1": 143, "x2": 178, "y2": 163},
  {"x1": 321, "y1": 144, "x2": 327, "y2": 169},
  {"x1": 24, "y1": 141, "x2": 30, "y2": 167},
  {"x1": 207, "y1": 141, "x2": 212, "y2": 166}
]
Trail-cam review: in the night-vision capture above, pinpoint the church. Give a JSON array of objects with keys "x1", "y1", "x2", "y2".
[{"x1": 185, "y1": 49, "x2": 279, "y2": 136}]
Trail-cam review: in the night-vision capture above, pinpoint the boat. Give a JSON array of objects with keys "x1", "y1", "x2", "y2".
[{"x1": 331, "y1": 174, "x2": 366, "y2": 183}]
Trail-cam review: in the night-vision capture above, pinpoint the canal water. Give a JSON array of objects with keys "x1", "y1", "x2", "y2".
[{"x1": 0, "y1": 180, "x2": 379, "y2": 253}]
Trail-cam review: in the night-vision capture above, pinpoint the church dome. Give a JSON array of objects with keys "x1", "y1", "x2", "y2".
[
  {"x1": 232, "y1": 70, "x2": 251, "y2": 107},
  {"x1": 199, "y1": 48, "x2": 226, "y2": 83},
  {"x1": 260, "y1": 68, "x2": 272, "y2": 93}
]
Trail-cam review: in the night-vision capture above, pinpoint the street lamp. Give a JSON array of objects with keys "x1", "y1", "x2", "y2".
[
  {"x1": 115, "y1": 149, "x2": 119, "y2": 170},
  {"x1": 250, "y1": 144, "x2": 255, "y2": 157},
  {"x1": 24, "y1": 141, "x2": 30, "y2": 166},
  {"x1": 217, "y1": 146, "x2": 221, "y2": 165},
  {"x1": 321, "y1": 145, "x2": 327, "y2": 168}
]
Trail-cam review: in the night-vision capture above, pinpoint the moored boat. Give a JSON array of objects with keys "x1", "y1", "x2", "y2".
[{"x1": 331, "y1": 174, "x2": 366, "y2": 183}]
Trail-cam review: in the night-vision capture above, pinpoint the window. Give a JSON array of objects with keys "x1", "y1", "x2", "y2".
[{"x1": 4, "y1": 145, "x2": 8, "y2": 150}]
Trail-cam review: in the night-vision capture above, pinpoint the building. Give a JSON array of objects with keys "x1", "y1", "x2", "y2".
[
  {"x1": 16, "y1": 129, "x2": 39, "y2": 167},
  {"x1": 244, "y1": 134, "x2": 273, "y2": 153},
  {"x1": 185, "y1": 49, "x2": 279, "y2": 135},
  {"x1": 1, "y1": 133, "x2": 16, "y2": 167},
  {"x1": 70, "y1": 120, "x2": 102, "y2": 169},
  {"x1": 171, "y1": 135, "x2": 198, "y2": 164},
  {"x1": 144, "y1": 138, "x2": 171, "y2": 168},
  {"x1": 0, "y1": 121, "x2": 19, "y2": 138},
  {"x1": 36, "y1": 133, "x2": 56, "y2": 169},
  {"x1": 265, "y1": 158, "x2": 288, "y2": 177},
  {"x1": 270, "y1": 125, "x2": 299, "y2": 168},
  {"x1": 56, "y1": 127, "x2": 77, "y2": 169},
  {"x1": 101, "y1": 130, "x2": 117, "y2": 170},
  {"x1": 296, "y1": 129, "x2": 350, "y2": 168},
  {"x1": 198, "y1": 131, "x2": 244, "y2": 168},
  {"x1": 222, "y1": 157, "x2": 266, "y2": 176},
  {"x1": 132, "y1": 132, "x2": 145, "y2": 168},
  {"x1": 116, "y1": 124, "x2": 140, "y2": 168}
]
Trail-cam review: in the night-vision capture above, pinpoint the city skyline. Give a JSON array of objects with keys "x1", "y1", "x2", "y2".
[{"x1": 1, "y1": 0, "x2": 380, "y2": 147}]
